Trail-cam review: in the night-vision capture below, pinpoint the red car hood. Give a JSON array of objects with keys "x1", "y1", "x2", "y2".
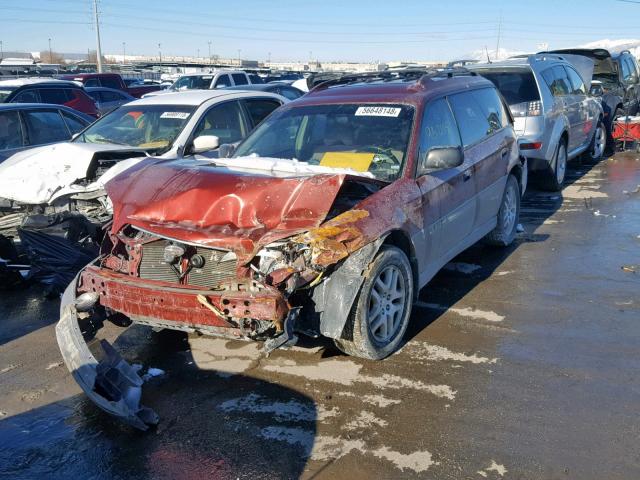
[{"x1": 107, "y1": 158, "x2": 352, "y2": 262}]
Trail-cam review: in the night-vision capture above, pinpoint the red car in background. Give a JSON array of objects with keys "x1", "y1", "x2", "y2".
[
  {"x1": 60, "y1": 73, "x2": 163, "y2": 98},
  {"x1": 0, "y1": 79, "x2": 99, "y2": 118}
]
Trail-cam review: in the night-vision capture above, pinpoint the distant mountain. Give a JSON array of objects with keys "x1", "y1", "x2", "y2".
[{"x1": 580, "y1": 39, "x2": 640, "y2": 58}]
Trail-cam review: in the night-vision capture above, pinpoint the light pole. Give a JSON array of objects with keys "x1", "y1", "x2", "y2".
[
  {"x1": 92, "y1": 0, "x2": 103, "y2": 72},
  {"x1": 48, "y1": 38, "x2": 52, "y2": 63},
  {"x1": 237, "y1": 49, "x2": 241, "y2": 66},
  {"x1": 268, "y1": 51, "x2": 271, "y2": 64},
  {"x1": 1, "y1": 41, "x2": 3, "y2": 61},
  {"x1": 122, "y1": 42, "x2": 126, "y2": 64},
  {"x1": 208, "y1": 41, "x2": 212, "y2": 65},
  {"x1": 197, "y1": 48, "x2": 200, "y2": 61},
  {"x1": 158, "y1": 43, "x2": 162, "y2": 63}
]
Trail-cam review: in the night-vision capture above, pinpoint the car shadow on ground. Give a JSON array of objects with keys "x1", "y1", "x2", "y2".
[
  {"x1": 0, "y1": 287, "x2": 60, "y2": 348},
  {"x1": 0, "y1": 326, "x2": 318, "y2": 480}
]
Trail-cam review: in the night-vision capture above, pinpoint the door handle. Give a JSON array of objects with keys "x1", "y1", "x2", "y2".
[
  {"x1": 501, "y1": 149, "x2": 509, "y2": 159},
  {"x1": 463, "y1": 170, "x2": 472, "y2": 182}
]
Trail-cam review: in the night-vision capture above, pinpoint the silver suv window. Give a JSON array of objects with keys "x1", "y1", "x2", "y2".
[
  {"x1": 475, "y1": 69, "x2": 540, "y2": 106},
  {"x1": 541, "y1": 66, "x2": 572, "y2": 97},
  {"x1": 564, "y1": 66, "x2": 586, "y2": 95}
]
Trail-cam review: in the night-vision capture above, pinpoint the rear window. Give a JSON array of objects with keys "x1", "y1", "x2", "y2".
[
  {"x1": 39, "y1": 88, "x2": 72, "y2": 104},
  {"x1": 477, "y1": 69, "x2": 540, "y2": 105},
  {"x1": 232, "y1": 73, "x2": 248, "y2": 86},
  {"x1": 100, "y1": 76, "x2": 122, "y2": 90},
  {"x1": 0, "y1": 87, "x2": 17, "y2": 102}
]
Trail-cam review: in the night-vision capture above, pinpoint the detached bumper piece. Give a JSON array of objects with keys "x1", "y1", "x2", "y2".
[{"x1": 56, "y1": 303, "x2": 159, "y2": 431}]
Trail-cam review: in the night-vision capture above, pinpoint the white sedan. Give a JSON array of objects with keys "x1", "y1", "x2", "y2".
[{"x1": 0, "y1": 89, "x2": 287, "y2": 209}]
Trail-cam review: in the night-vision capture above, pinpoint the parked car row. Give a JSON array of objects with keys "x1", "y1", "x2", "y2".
[{"x1": 0, "y1": 50, "x2": 638, "y2": 430}]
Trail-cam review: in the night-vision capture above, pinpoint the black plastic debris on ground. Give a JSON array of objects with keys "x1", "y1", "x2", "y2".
[{"x1": 18, "y1": 212, "x2": 100, "y2": 296}]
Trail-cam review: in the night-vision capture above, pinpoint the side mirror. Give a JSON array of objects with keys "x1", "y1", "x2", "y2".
[
  {"x1": 424, "y1": 146, "x2": 464, "y2": 171},
  {"x1": 191, "y1": 135, "x2": 220, "y2": 154},
  {"x1": 218, "y1": 143, "x2": 236, "y2": 158}
]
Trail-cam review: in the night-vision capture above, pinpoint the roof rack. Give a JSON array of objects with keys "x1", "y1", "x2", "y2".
[{"x1": 310, "y1": 67, "x2": 477, "y2": 92}]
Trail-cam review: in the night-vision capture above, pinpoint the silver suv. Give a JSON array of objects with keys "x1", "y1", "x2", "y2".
[{"x1": 471, "y1": 55, "x2": 605, "y2": 191}]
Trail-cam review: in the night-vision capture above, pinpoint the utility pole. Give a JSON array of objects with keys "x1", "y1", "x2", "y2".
[
  {"x1": 268, "y1": 51, "x2": 271, "y2": 64},
  {"x1": 158, "y1": 43, "x2": 162, "y2": 63},
  {"x1": 237, "y1": 49, "x2": 241, "y2": 66},
  {"x1": 122, "y1": 42, "x2": 126, "y2": 64},
  {"x1": 495, "y1": 12, "x2": 502, "y2": 61},
  {"x1": 197, "y1": 48, "x2": 200, "y2": 61},
  {"x1": 48, "y1": 38, "x2": 52, "y2": 63},
  {"x1": 0, "y1": 41, "x2": 3, "y2": 61},
  {"x1": 92, "y1": 0, "x2": 103, "y2": 72},
  {"x1": 208, "y1": 41, "x2": 212, "y2": 65}
]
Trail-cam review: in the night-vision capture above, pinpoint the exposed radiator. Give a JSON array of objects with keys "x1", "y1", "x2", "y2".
[{"x1": 138, "y1": 239, "x2": 237, "y2": 288}]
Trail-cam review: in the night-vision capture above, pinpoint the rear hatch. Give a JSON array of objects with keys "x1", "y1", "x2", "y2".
[
  {"x1": 473, "y1": 67, "x2": 541, "y2": 134},
  {"x1": 545, "y1": 48, "x2": 616, "y2": 87}
]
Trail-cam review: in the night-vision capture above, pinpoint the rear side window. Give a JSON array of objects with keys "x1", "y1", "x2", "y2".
[
  {"x1": 12, "y1": 89, "x2": 39, "y2": 103},
  {"x1": 232, "y1": 74, "x2": 248, "y2": 86},
  {"x1": 84, "y1": 78, "x2": 100, "y2": 87},
  {"x1": 193, "y1": 101, "x2": 246, "y2": 144},
  {"x1": 100, "y1": 77, "x2": 122, "y2": 90},
  {"x1": 476, "y1": 69, "x2": 540, "y2": 105},
  {"x1": 448, "y1": 91, "x2": 491, "y2": 147},
  {"x1": 565, "y1": 66, "x2": 586, "y2": 95},
  {"x1": 214, "y1": 75, "x2": 232, "y2": 88},
  {"x1": 419, "y1": 98, "x2": 461, "y2": 167},
  {"x1": 543, "y1": 66, "x2": 572, "y2": 97},
  {"x1": 0, "y1": 110, "x2": 24, "y2": 150},
  {"x1": 61, "y1": 110, "x2": 88, "y2": 134},
  {"x1": 248, "y1": 74, "x2": 264, "y2": 84},
  {"x1": 101, "y1": 90, "x2": 124, "y2": 102},
  {"x1": 278, "y1": 87, "x2": 303, "y2": 100},
  {"x1": 40, "y1": 88, "x2": 71, "y2": 104},
  {"x1": 471, "y1": 88, "x2": 510, "y2": 133},
  {"x1": 22, "y1": 110, "x2": 70, "y2": 144},
  {"x1": 243, "y1": 99, "x2": 282, "y2": 127}
]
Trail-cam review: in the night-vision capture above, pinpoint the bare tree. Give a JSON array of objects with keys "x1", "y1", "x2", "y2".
[{"x1": 40, "y1": 50, "x2": 65, "y2": 64}]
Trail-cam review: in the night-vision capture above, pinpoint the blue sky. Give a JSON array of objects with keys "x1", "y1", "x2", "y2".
[{"x1": 1, "y1": 0, "x2": 639, "y2": 62}]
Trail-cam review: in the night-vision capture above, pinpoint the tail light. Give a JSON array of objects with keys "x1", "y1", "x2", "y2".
[{"x1": 510, "y1": 101, "x2": 542, "y2": 117}]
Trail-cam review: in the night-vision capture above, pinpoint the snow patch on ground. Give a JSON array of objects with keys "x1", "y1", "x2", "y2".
[
  {"x1": 345, "y1": 411, "x2": 388, "y2": 430},
  {"x1": 450, "y1": 307, "x2": 505, "y2": 323},
  {"x1": 362, "y1": 394, "x2": 401, "y2": 408},
  {"x1": 480, "y1": 460, "x2": 508, "y2": 477},
  {"x1": 264, "y1": 359, "x2": 455, "y2": 399},
  {"x1": 408, "y1": 342, "x2": 497, "y2": 364},
  {"x1": 562, "y1": 184, "x2": 608, "y2": 199},
  {"x1": 372, "y1": 446, "x2": 437, "y2": 473},
  {"x1": 218, "y1": 393, "x2": 340, "y2": 422}
]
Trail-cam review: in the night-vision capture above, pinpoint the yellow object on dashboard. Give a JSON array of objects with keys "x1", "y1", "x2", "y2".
[{"x1": 319, "y1": 152, "x2": 375, "y2": 172}]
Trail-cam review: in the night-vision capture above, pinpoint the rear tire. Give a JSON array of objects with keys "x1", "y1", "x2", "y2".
[
  {"x1": 583, "y1": 119, "x2": 606, "y2": 162},
  {"x1": 485, "y1": 174, "x2": 520, "y2": 247},
  {"x1": 540, "y1": 140, "x2": 567, "y2": 192},
  {"x1": 334, "y1": 246, "x2": 413, "y2": 360}
]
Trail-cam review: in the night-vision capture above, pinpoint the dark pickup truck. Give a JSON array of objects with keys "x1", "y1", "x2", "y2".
[{"x1": 59, "y1": 73, "x2": 162, "y2": 98}]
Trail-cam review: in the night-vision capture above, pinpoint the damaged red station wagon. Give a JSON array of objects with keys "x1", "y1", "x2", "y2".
[{"x1": 56, "y1": 69, "x2": 525, "y2": 429}]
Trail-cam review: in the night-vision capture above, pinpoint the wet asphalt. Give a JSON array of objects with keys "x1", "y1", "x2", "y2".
[{"x1": 0, "y1": 151, "x2": 639, "y2": 480}]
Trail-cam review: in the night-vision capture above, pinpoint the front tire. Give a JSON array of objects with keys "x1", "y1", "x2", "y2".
[
  {"x1": 540, "y1": 140, "x2": 567, "y2": 192},
  {"x1": 485, "y1": 174, "x2": 520, "y2": 247},
  {"x1": 334, "y1": 246, "x2": 413, "y2": 360}
]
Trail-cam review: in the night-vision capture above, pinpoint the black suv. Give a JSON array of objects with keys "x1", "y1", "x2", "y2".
[{"x1": 545, "y1": 49, "x2": 640, "y2": 143}]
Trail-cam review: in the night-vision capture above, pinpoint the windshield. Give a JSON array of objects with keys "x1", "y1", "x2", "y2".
[
  {"x1": 477, "y1": 69, "x2": 540, "y2": 105},
  {"x1": 74, "y1": 104, "x2": 195, "y2": 154},
  {"x1": 0, "y1": 87, "x2": 17, "y2": 102},
  {"x1": 170, "y1": 75, "x2": 213, "y2": 91},
  {"x1": 233, "y1": 104, "x2": 414, "y2": 182}
]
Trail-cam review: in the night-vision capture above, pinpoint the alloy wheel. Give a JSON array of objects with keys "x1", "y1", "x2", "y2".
[{"x1": 367, "y1": 265, "x2": 406, "y2": 343}]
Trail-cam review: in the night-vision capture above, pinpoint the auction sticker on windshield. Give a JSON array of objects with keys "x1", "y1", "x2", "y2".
[
  {"x1": 355, "y1": 106, "x2": 402, "y2": 117},
  {"x1": 160, "y1": 112, "x2": 190, "y2": 119}
]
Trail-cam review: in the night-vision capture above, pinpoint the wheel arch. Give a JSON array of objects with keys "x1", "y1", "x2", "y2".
[{"x1": 382, "y1": 229, "x2": 419, "y2": 300}]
